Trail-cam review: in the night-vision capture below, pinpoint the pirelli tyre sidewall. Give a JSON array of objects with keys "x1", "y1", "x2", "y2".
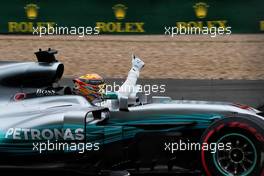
[{"x1": 201, "y1": 116, "x2": 264, "y2": 176}]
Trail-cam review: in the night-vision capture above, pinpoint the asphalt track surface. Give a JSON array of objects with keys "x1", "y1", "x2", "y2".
[{"x1": 62, "y1": 78, "x2": 264, "y2": 109}]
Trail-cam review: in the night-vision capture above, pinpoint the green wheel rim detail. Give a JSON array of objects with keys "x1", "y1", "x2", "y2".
[{"x1": 213, "y1": 133, "x2": 257, "y2": 176}]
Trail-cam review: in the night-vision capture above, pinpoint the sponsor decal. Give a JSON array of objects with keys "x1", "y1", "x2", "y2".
[
  {"x1": 24, "y1": 3, "x2": 39, "y2": 20},
  {"x1": 36, "y1": 89, "x2": 55, "y2": 96},
  {"x1": 176, "y1": 2, "x2": 230, "y2": 30},
  {"x1": 5, "y1": 128, "x2": 84, "y2": 140},
  {"x1": 8, "y1": 3, "x2": 56, "y2": 33},
  {"x1": 260, "y1": 20, "x2": 264, "y2": 31},
  {"x1": 193, "y1": 2, "x2": 209, "y2": 19},
  {"x1": 96, "y1": 4, "x2": 145, "y2": 33},
  {"x1": 113, "y1": 4, "x2": 127, "y2": 20}
]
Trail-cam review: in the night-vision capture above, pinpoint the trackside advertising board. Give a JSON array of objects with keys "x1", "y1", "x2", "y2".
[{"x1": 0, "y1": 0, "x2": 263, "y2": 34}]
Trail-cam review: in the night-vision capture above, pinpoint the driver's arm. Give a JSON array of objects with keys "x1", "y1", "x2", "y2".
[{"x1": 118, "y1": 55, "x2": 144, "y2": 100}]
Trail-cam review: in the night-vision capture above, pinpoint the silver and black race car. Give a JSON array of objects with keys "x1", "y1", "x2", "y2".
[{"x1": 0, "y1": 49, "x2": 263, "y2": 176}]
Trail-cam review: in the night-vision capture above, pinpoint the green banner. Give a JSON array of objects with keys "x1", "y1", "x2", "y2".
[{"x1": 0, "y1": 0, "x2": 263, "y2": 34}]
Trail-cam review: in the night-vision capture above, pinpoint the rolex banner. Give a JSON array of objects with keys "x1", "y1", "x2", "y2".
[{"x1": 0, "y1": 0, "x2": 263, "y2": 34}]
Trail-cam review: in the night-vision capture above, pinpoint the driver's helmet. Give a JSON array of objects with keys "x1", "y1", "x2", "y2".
[{"x1": 73, "y1": 74, "x2": 106, "y2": 102}]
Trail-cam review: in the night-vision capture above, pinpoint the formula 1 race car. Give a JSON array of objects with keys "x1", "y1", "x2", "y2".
[{"x1": 0, "y1": 49, "x2": 263, "y2": 176}]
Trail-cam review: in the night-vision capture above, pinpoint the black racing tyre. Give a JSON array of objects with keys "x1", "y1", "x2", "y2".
[{"x1": 200, "y1": 116, "x2": 264, "y2": 176}]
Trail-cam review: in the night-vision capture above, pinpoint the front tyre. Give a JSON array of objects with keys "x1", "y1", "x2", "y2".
[{"x1": 201, "y1": 116, "x2": 264, "y2": 176}]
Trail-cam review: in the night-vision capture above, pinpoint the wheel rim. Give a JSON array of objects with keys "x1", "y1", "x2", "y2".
[{"x1": 213, "y1": 133, "x2": 257, "y2": 176}]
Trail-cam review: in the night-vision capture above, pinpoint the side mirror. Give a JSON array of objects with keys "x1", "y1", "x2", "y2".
[
  {"x1": 119, "y1": 96, "x2": 129, "y2": 111},
  {"x1": 92, "y1": 109, "x2": 110, "y2": 125}
]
